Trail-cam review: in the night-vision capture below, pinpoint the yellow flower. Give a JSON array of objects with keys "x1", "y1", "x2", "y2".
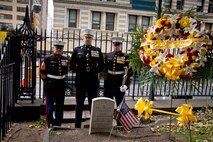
[
  {"x1": 165, "y1": 20, "x2": 170, "y2": 25},
  {"x1": 151, "y1": 59, "x2": 158, "y2": 66},
  {"x1": 192, "y1": 56, "x2": 196, "y2": 60},
  {"x1": 179, "y1": 17, "x2": 190, "y2": 28},
  {"x1": 151, "y1": 52, "x2": 159, "y2": 57},
  {"x1": 144, "y1": 45, "x2": 150, "y2": 54},
  {"x1": 156, "y1": 18, "x2": 166, "y2": 28},
  {"x1": 182, "y1": 55, "x2": 189, "y2": 62},
  {"x1": 147, "y1": 33, "x2": 154, "y2": 40}
]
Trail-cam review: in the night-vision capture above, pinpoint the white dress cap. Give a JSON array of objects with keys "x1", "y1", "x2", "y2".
[
  {"x1": 110, "y1": 37, "x2": 125, "y2": 43},
  {"x1": 81, "y1": 29, "x2": 95, "y2": 37},
  {"x1": 52, "y1": 40, "x2": 66, "y2": 48}
]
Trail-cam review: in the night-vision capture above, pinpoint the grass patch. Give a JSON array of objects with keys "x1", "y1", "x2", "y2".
[
  {"x1": 30, "y1": 115, "x2": 46, "y2": 128},
  {"x1": 153, "y1": 107, "x2": 213, "y2": 142}
]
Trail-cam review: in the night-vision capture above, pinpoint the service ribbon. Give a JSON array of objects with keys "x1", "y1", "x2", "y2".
[{"x1": 140, "y1": 38, "x2": 212, "y2": 49}]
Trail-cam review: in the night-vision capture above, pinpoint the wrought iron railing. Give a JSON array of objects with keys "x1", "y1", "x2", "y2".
[{"x1": 0, "y1": 39, "x2": 15, "y2": 142}]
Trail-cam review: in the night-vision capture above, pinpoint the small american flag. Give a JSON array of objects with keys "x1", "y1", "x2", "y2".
[{"x1": 116, "y1": 101, "x2": 139, "y2": 131}]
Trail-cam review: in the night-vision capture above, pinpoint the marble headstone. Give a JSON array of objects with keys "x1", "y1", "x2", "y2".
[{"x1": 89, "y1": 97, "x2": 115, "y2": 134}]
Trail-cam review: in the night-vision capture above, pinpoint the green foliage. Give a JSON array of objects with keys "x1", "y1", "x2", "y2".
[
  {"x1": 30, "y1": 116, "x2": 46, "y2": 128},
  {"x1": 127, "y1": 26, "x2": 144, "y2": 73},
  {"x1": 128, "y1": 26, "x2": 155, "y2": 85}
]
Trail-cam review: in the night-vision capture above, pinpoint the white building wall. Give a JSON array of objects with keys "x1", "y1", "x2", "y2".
[{"x1": 53, "y1": 0, "x2": 155, "y2": 33}]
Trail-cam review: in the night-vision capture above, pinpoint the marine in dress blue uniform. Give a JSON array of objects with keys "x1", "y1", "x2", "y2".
[
  {"x1": 104, "y1": 37, "x2": 132, "y2": 107},
  {"x1": 70, "y1": 29, "x2": 104, "y2": 128},
  {"x1": 40, "y1": 40, "x2": 69, "y2": 128}
]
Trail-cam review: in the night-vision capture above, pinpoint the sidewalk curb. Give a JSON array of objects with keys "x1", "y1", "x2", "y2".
[{"x1": 43, "y1": 129, "x2": 49, "y2": 142}]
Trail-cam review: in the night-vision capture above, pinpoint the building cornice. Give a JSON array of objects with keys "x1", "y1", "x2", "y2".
[{"x1": 53, "y1": 0, "x2": 131, "y2": 9}]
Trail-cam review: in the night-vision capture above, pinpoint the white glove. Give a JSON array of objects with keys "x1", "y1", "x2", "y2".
[{"x1": 120, "y1": 85, "x2": 128, "y2": 92}]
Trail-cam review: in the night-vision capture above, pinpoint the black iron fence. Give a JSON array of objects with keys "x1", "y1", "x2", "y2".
[
  {"x1": 36, "y1": 29, "x2": 213, "y2": 100},
  {"x1": 0, "y1": 39, "x2": 15, "y2": 141},
  {"x1": 0, "y1": 6, "x2": 37, "y2": 141}
]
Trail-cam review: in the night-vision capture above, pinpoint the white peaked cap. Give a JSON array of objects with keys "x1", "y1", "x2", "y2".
[
  {"x1": 81, "y1": 29, "x2": 95, "y2": 37},
  {"x1": 52, "y1": 40, "x2": 66, "y2": 47},
  {"x1": 110, "y1": 37, "x2": 125, "y2": 43}
]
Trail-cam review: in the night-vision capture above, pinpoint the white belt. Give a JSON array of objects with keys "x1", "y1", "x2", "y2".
[
  {"x1": 47, "y1": 74, "x2": 66, "y2": 79},
  {"x1": 108, "y1": 70, "x2": 125, "y2": 75}
]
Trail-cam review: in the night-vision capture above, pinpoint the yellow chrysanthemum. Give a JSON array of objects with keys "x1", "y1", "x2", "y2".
[
  {"x1": 150, "y1": 59, "x2": 159, "y2": 66},
  {"x1": 192, "y1": 56, "x2": 196, "y2": 60},
  {"x1": 144, "y1": 45, "x2": 150, "y2": 54},
  {"x1": 178, "y1": 17, "x2": 190, "y2": 28},
  {"x1": 147, "y1": 33, "x2": 154, "y2": 40},
  {"x1": 156, "y1": 18, "x2": 166, "y2": 28},
  {"x1": 151, "y1": 51, "x2": 159, "y2": 57},
  {"x1": 182, "y1": 55, "x2": 189, "y2": 62}
]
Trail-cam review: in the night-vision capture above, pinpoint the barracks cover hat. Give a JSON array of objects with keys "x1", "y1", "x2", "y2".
[
  {"x1": 111, "y1": 37, "x2": 125, "y2": 43},
  {"x1": 52, "y1": 40, "x2": 66, "y2": 48},
  {"x1": 81, "y1": 29, "x2": 95, "y2": 38}
]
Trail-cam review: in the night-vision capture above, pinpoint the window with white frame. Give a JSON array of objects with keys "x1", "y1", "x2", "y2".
[
  {"x1": 68, "y1": 9, "x2": 77, "y2": 28},
  {"x1": 128, "y1": 15, "x2": 137, "y2": 32},
  {"x1": 209, "y1": 0, "x2": 213, "y2": 13},
  {"x1": 197, "y1": 0, "x2": 204, "y2": 12},
  {"x1": 92, "y1": 11, "x2": 101, "y2": 29},
  {"x1": 205, "y1": 23, "x2": 212, "y2": 30},
  {"x1": 142, "y1": 16, "x2": 150, "y2": 31},
  {"x1": 177, "y1": 0, "x2": 184, "y2": 10},
  {"x1": 106, "y1": 13, "x2": 115, "y2": 31},
  {"x1": 164, "y1": 0, "x2": 172, "y2": 8}
]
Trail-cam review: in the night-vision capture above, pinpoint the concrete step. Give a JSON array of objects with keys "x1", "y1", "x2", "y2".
[
  {"x1": 62, "y1": 110, "x2": 90, "y2": 123},
  {"x1": 13, "y1": 97, "x2": 213, "y2": 122}
]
